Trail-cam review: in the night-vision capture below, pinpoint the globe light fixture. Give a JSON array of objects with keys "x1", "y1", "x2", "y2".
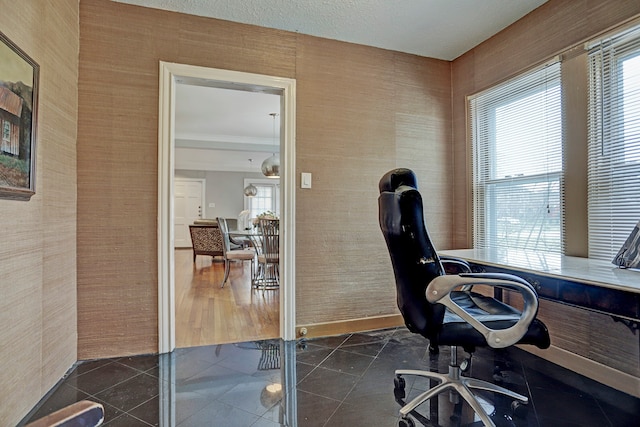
[
  {"x1": 243, "y1": 159, "x2": 258, "y2": 197},
  {"x1": 261, "y1": 112, "x2": 280, "y2": 178}
]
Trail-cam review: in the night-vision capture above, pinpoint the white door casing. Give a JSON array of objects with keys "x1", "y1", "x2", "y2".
[{"x1": 158, "y1": 62, "x2": 296, "y2": 353}]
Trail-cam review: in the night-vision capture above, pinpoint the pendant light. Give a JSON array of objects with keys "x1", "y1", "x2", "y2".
[
  {"x1": 261, "y1": 112, "x2": 280, "y2": 178},
  {"x1": 243, "y1": 159, "x2": 258, "y2": 197}
]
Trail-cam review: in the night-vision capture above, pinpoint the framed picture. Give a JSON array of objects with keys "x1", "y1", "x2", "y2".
[{"x1": 0, "y1": 31, "x2": 38, "y2": 201}]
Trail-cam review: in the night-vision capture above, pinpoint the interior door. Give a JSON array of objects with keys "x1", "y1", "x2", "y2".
[{"x1": 174, "y1": 179, "x2": 204, "y2": 247}]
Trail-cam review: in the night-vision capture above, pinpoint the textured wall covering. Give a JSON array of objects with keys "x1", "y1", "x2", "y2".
[
  {"x1": 77, "y1": 0, "x2": 453, "y2": 359},
  {"x1": 0, "y1": 1, "x2": 79, "y2": 425},
  {"x1": 294, "y1": 38, "x2": 452, "y2": 325}
]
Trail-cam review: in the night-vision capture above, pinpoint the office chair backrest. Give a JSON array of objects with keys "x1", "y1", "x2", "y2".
[{"x1": 378, "y1": 168, "x2": 447, "y2": 340}]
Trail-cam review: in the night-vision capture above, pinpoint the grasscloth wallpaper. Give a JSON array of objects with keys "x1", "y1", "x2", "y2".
[
  {"x1": 0, "y1": 1, "x2": 78, "y2": 425},
  {"x1": 77, "y1": 0, "x2": 453, "y2": 360}
]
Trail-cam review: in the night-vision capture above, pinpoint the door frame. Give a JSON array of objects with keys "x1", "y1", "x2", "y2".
[{"x1": 157, "y1": 61, "x2": 296, "y2": 353}]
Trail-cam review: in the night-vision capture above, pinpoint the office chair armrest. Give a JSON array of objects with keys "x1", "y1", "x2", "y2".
[
  {"x1": 439, "y1": 256, "x2": 472, "y2": 273},
  {"x1": 25, "y1": 400, "x2": 104, "y2": 427},
  {"x1": 426, "y1": 272, "x2": 539, "y2": 348}
]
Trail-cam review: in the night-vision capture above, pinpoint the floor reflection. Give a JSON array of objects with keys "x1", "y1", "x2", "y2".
[{"x1": 20, "y1": 328, "x2": 640, "y2": 426}]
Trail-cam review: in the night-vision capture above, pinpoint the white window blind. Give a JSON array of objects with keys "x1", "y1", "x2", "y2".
[
  {"x1": 587, "y1": 24, "x2": 640, "y2": 260},
  {"x1": 470, "y1": 61, "x2": 564, "y2": 252}
]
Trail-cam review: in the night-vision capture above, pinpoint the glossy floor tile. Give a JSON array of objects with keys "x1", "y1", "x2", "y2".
[{"x1": 20, "y1": 328, "x2": 640, "y2": 426}]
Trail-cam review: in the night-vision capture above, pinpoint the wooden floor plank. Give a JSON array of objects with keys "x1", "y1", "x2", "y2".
[{"x1": 175, "y1": 248, "x2": 280, "y2": 348}]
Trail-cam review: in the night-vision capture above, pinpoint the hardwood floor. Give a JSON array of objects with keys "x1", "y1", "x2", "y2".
[{"x1": 175, "y1": 248, "x2": 279, "y2": 348}]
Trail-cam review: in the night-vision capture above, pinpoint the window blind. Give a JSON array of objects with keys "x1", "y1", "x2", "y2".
[
  {"x1": 587, "y1": 24, "x2": 640, "y2": 260},
  {"x1": 470, "y1": 61, "x2": 563, "y2": 252}
]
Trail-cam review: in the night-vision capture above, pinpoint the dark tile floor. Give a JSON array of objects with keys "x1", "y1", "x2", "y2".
[{"x1": 20, "y1": 327, "x2": 640, "y2": 426}]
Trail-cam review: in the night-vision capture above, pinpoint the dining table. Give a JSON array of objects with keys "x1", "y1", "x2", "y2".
[{"x1": 229, "y1": 226, "x2": 279, "y2": 289}]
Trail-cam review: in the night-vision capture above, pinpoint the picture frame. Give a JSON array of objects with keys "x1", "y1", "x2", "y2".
[{"x1": 0, "y1": 31, "x2": 39, "y2": 201}]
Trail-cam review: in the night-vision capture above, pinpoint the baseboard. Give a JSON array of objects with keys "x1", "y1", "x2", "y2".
[
  {"x1": 520, "y1": 344, "x2": 640, "y2": 398},
  {"x1": 297, "y1": 314, "x2": 404, "y2": 339}
]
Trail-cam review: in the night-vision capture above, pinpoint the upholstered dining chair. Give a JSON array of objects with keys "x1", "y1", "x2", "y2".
[
  {"x1": 188, "y1": 224, "x2": 223, "y2": 262},
  {"x1": 378, "y1": 168, "x2": 550, "y2": 427},
  {"x1": 217, "y1": 217, "x2": 255, "y2": 288},
  {"x1": 256, "y1": 218, "x2": 279, "y2": 289}
]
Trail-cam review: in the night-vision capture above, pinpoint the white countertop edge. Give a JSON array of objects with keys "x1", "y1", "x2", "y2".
[{"x1": 440, "y1": 249, "x2": 640, "y2": 294}]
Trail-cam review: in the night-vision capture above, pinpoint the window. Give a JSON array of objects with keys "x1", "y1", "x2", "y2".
[
  {"x1": 587, "y1": 24, "x2": 640, "y2": 260},
  {"x1": 244, "y1": 179, "x2": 280, "y2": 219},
  {"x1": 470, "y1": 61, "x2": 563, "y2": 252}
]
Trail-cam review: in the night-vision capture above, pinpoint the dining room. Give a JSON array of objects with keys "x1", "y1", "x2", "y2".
[{"x1": 172, "y1": 82, "x2": 283, "y2": 349}]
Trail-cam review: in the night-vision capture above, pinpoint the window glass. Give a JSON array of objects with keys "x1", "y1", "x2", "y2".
[{"x1": 470, "y1": 61, "x2": 563, "y2": 253}]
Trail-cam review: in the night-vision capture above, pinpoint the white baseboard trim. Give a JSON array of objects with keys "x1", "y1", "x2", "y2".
[{"x1": 297, "y1": 314, "x2": 404, "y2": 339}]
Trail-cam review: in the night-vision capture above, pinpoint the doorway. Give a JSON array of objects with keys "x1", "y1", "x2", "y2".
[{"x1": 158, "y1": 62, "x2": 296, "y2": 353}]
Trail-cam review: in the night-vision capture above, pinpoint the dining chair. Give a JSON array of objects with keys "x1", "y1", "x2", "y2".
[
  {"x1": 188, "y1": 224, "x2": 223, "y2": 262},
  {"x1": 225, "y1": 217, "x2": 252, "y2": 249},
  {"x1": 256, "y1": 218, "x2": 279, "y2": 289},
  {"x1": 217, "y1": 217, "x2": 256, "y2": 288}
]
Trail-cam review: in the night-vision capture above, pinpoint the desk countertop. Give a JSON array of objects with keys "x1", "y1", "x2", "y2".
[{"x1": 440, "y1": 248, "x2": 640, "y2": 294}]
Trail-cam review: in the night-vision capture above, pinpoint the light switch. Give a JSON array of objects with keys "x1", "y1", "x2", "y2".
[
  {"x1": 208, "y1": 203, "x2": 215, "y2": 208},
  {"x1": 301, "y1": 172, "x2": 312, "y2": 189}
]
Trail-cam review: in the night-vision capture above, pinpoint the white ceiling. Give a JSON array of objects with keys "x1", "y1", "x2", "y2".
[
  {"x1": 114, "y1": 0, "x2": 548, "y2": 61},
  {"x1": 174, "y1": 84, "x2": 281, "y2": 173},
  {"x1": 114, "y1": 0, "x2": 549, "y2": 172}
]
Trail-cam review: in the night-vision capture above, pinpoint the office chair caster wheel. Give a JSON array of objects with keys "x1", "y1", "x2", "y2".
[
  {"x1": 398, "y1": 416, "x2": 415, "y2": 427},
  {"x1": 511, "y1": 400, "x2": 529, "y2": 418},
  {"x1": 394, "y1": 375, "x2": 406, "y2": 399}
]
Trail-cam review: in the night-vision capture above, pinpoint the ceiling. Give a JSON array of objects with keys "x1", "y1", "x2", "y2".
[
  {"x1": 114, "y1": 0, "x2": 549, "y2": 173},
  {"x1": 174, "y1": 84, "x2": 281, "y2": 173},
  {"x1": 113, "y1": 0, "x2": 548, "y2": 61}
]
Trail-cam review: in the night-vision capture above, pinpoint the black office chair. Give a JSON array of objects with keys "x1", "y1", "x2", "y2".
[{"x1": 378, "y1": 168, "x2": 550, "y2": 427}]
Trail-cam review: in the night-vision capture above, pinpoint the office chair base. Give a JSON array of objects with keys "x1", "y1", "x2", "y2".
[{"x1": 395, "y1": 367, "x2": 528, "y2": 427}]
